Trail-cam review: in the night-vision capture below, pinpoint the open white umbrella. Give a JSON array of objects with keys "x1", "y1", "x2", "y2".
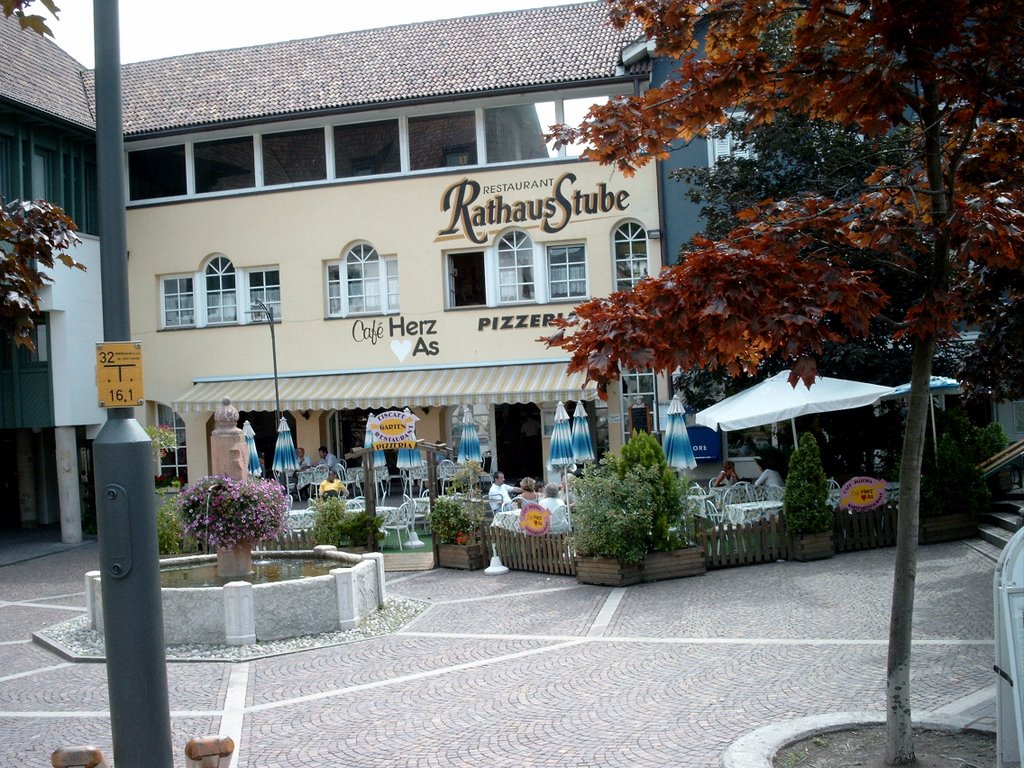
[
  {"x1": 272, "y1": 417, "x2": 299, "y2": 476},
  {"x1": 571, "y1": 401, "x2": 596, "y2": 463},
  {"x1": 694, "y1": 370, "x2": 893, "y2": 441},
  {"x1": 456, "y1": 406, "x2": 483, "y2": 465},
  {"x1": 242, "y1": 420, "x2": 262, "y2": 476},
  {"x1": 548, "y1": 401, "x2": 575, "y2": 470},
  {"x1": 663, "y1": 395, "x2": 697, "y2": 471}
]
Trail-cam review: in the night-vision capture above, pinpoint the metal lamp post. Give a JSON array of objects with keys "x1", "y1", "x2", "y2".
[{"x1": 250, "y1": 297, "x2": 281, "y2": 424}]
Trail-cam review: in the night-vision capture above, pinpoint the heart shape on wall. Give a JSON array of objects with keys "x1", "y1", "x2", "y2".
[{"x1": 390, "y1": 339, "x2": 412, "y2": 362}]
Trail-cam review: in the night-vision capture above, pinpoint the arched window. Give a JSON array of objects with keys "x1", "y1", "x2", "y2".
[
  {"x1": 613, "y1": 222, "x2": 648, "y2": 291},
  {"x1": 327, "y1": 243, "x2": 399, "y2": 316},
  {"x1": 204, "y1": 256, "x2": 237, "y2": 323},
  {"x1": 497, "y1": 230, "x2": 534, "y2": 303}
]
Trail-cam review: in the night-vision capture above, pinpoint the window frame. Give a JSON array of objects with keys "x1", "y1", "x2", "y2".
[
  {"x1": 613, "y1": 221, "x2": 649, "y2": 291},
  {"x1": 326, "y1": 243, "x2": 399, "y2": 318},
  {"x1": 496, "y1": 230, "x2": 536, "y2": 304},
  {"x1": 546, "y1": 242, "x2": 588, "y2": 300}
]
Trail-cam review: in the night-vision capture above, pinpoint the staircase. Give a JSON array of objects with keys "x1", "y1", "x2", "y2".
[{"x1": 975, "y1": 490, "x2": 1024, "y2": 558}]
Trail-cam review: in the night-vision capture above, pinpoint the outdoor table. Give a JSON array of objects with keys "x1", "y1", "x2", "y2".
[
  {"x1": 491, "y1": 509, "x2": 522, "y2": 532},
  {"x1": 296, "y1": 468, "x2": 316, "y2": 496},
  {"x1": 723, "y1": 500, "x2": 782, "y2": 525}
]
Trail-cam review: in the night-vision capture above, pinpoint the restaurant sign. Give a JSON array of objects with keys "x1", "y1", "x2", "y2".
[
  {"x1": 437, "y1": 172, "x2": 630, "y2": 244},
  {"x1": 839, "y1": 477, "x2": 889, "y2": 510},
  {"x1": 519, "y1": 501, "x2": 551, "y2": 536},
  {"x1": 367, "y1": 409, "x2": 419, "y2": 450}
]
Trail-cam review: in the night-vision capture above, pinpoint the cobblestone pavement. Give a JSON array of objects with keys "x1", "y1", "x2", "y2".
[{"x1": 0, "y1": 534, "x2": 997, "y2": 768}]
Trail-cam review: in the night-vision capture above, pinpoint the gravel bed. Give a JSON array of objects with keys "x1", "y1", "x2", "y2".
[{"x1": 35, "y1": 597, "x2": 429, "y2": 662}]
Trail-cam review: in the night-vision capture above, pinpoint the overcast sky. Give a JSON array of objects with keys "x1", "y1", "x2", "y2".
[{"x1": 46, "y1": 0, "x2": 589, "y2": 68}]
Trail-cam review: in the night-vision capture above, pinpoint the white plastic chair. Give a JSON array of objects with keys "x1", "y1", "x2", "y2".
[
  {"x1": 381, "y1": 499, "x2": 415, "y2": 551},
  {"x1": 549, "y1": 503, "x2": 572, "y2": 533},
  {"x1": 437, "y1": 459, "x2": 457, "y2": 494},
  {"x1": 723, "y1": 481, "x2": 754, "y2": 507},
  {"x1": 308, "y1": 465, "x2": 329, "y2": 498},
  {"x1": 345, "y1": 467, "x2": 365, "y2": 496},
  {"x1": 346, "y1": 497, "x2": 365, "y2": 512},
  {"x1": 764, "y1": 484, "x2": 785, "y2": 502}
]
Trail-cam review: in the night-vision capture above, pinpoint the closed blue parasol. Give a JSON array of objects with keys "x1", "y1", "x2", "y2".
[
  {"x1": 548, "y1": 401, "x2": 574, "y2": 469},
  {"x1": 272, "y1": 417, "x2": 299, "y2": 476},
  {"x1": 663, "y1": 394, "x2": 697, "y2": 471},
  {"x1": 242, "y1": 420, "x2": 262, "y2": 476},
  {"x1": 363, "y1": 414, "x2": 387, "y2": 467},
  {"x1": 396, "y1": 408, "x2": 425, "y2": 470},
  {"x1": 456, "y1": 406, "x2": 483, "y2": 465},
  {"x1": 570, "y1": 401, "x2": 595, "y2": 463}
]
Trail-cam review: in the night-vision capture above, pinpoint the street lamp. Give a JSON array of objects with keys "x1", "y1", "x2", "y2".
[{"x1": 250, "y1": 297, "x2": 281, "y2": 424}]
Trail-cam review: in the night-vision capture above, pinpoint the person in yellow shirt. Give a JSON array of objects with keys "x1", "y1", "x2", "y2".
[{"x1": 319, "y1": 471, "x2": 347, "y2": 498}]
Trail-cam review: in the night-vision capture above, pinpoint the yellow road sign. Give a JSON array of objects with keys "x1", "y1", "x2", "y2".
[{"x1": 96, "y1": 341, "x2": 144, "y2": 407}]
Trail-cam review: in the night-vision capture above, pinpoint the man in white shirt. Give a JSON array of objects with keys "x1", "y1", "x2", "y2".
[
  {"x1": 296, "y1": 447, "x2": 312, "y2": 469},
  {"x1": 487, "y1": 471, "x2": 518, "y2": 512}
]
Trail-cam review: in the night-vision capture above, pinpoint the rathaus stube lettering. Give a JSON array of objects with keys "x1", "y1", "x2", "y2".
[{"x1": 438, "y1": 172, "x2": 630, "y2": 244}]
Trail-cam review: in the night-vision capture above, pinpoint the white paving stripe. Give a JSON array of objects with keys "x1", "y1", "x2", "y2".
[
  {"x1": 224, "y1": 662, "x2": 249, "y2": 768},
  {"x1": 589, "y1": 587, "x2": 626, "y2": 636},
  {"x1": 0, "y1": 662, "x2": 74, "y2": 683}
]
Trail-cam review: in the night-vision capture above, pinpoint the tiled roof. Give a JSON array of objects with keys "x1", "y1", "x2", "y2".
[
  {"x1": 0, "y1": 14, "x2": 93, "y2": 130},
  {"x1": 92, "y1": 2, "x2": 642, "y2": 137}
]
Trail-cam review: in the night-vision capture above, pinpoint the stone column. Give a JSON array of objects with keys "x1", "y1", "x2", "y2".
[
  {"x1": 55, "y1": 426, "x2": 83, "y2": 543},
  {"x1": 210, "y1": 398, "x2": 247, "y2": 481}
]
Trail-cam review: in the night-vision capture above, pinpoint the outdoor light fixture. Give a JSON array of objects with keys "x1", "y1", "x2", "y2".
[{"x1": 251, "y1": 298, "x2": 281, "y2": 424}]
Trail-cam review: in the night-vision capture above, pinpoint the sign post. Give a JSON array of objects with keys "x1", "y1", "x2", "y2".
[{"x1": 995, "y1": 527, "x2": 1024, "y2": 768}]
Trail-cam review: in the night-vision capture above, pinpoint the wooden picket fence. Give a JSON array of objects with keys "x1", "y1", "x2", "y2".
[
  {"x1": 833, "y1": 501, "x2": 897, "y2": 553},
  {"x1": 480, "y1": 524, "x2": 577, "y2": 576}
]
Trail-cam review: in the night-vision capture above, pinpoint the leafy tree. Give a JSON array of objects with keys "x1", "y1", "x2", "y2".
[
  {"x1": 1, "y1": 1, "x2": 85, "y2": 351},
  {"x1": 546, "y1": 1, "x2": 1024, "y2": 762}
]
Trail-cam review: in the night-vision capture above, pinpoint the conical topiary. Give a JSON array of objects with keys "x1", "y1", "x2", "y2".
[{"x1": 783, "y1": 432, "x2": 831, "y2": 535}]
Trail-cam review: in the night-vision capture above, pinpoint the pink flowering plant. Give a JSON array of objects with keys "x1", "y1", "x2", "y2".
[{"x1": 176, "y1": 475, "x2": 289, "y2": 549}]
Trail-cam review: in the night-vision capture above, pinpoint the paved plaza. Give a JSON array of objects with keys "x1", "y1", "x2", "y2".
[{"x1": 0, "y1": 532, "x2": 999, "y2": 767}]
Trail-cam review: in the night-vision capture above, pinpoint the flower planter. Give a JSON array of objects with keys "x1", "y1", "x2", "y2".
[
  {"x1": 217, "y1": 540, "x2": 254, "y2": 578},
  {"x1": 641, "y1": 547, "x2": 706, "y2": 582},
  {"x1": 575, "y1": 556, "x2": 642, "y2": 587},
  {"x1": 919, "y1": 512, "x2": 977, "y2": 544},
  {"x1": 788, "y1": 531, "x2": 834, "y2": 562},
  {"x1": 437, "y1": 543, "x2": 485, "y2": 570}
]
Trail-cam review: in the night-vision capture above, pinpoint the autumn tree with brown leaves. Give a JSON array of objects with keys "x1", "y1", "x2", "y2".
[
  {"x1": 546, "y1": 1, "x2": 1023, "y2": 763},
  {"x1": 1, "y1": 0, "x2": 84, "y2": 350}
]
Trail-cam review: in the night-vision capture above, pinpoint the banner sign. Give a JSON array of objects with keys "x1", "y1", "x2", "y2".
[
  {"x1": 519, "y1": 501, "x2": 551, "y2": 536},
  {"x1": 687, "y1": 426, "x2": 722, "y2": 462},
  {"x1": 839, "y1": 477, "x2": 889, "y2": 510},
  {"x1": 368, "y1": 410, "x2": 419, "y2": 450}
]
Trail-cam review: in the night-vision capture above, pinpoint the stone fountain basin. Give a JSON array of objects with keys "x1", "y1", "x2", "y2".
[{"x1": 85, "y1": 546, "x2": 386, "y2": 646}]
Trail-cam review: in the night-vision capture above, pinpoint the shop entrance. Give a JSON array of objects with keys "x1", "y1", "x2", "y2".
[{"x1": 494, "y1": 403, "x2": 543, "y2": 483}]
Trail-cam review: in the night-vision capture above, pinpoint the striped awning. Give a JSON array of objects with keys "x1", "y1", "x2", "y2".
[{"x1": 172, "y1": 362, "x2": 596, "y2": 413}]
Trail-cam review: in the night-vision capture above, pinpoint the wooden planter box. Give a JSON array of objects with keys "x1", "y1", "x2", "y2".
[
  {"x1": 641, "y1": 547, "x2": 706, "y2": 582},
  {"x1": 919, "y1": 513, "x2": 977, "y2": 544},
  {"x1": 575, "y1": 556, "x2": 642, "y2": 587},
  {"x1": 437, "y1": 543, "x2": 485, "y2": 570},
  {"x1": 788, "y1": 531, "x2": 834, "y2": 562}
]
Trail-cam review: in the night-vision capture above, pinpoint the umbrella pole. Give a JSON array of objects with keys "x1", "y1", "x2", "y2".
[
  {"x1": 791, "y1": 418, "x2": 798, "y2": 445},
  {"x1": 930, "y1": 395, "x2": 938, "y2": 460}
]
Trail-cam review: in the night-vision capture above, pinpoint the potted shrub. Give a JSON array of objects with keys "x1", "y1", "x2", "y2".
[
  {"x1": 617, "y1": 431, "x2": 705, "y2": 582},
  {"x1": 430, "y1": 495, "x2": 485, "y2": 570},
  {"x1": 920, "y1": 411, "x2": 1006, "y2": 543},
  {"x1": 783, "y1": 432, "x2": 834, "y2": 561},
  {"x1": 310, "y1": 496, "x2": 382, "y2": 552},
  {"x1": 176, "y1": 475, "x2": 290, "y2": 577}
]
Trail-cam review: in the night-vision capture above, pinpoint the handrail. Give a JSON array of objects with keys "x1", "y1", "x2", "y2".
[{"x1": 978, "y1": 438, "x2": 1024, "y2": 479}]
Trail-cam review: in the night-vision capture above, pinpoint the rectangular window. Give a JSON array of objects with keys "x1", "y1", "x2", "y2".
[
  {"x1": 562, "y1": 96, "x2": 608, "y2": 157},
  {"x1": 409, "y1": 112, "x2": 476, "y2": 171},
  {"x1": 248, "y1": 268, "x2": 281, "y2": 320},
  {"x1": 385, "y1": 257, "x2": 399, "y2": 311},
  {"x1": 195, "y1": 136, "x2": 255, "y2": 193},
  {"x1": 327, "y1": 264, "x2": 344, "y2": 316},
  {"x1": 620, "y1": 369, "x2": 656, "y2": 443},
  {"x1": 162, "y1": 276, "x2": 195, "y2": 328},
  {"x1": 262, "y1": 129, "x2": 326, "y2": 185},
  {"x1": 448, "y1": 252, "x2": 486, "y2": 307},
  {"x1": 128, "y1": 145, "x2": 187, "y2": 200},
  {"x1": 484, "y1": 103, "x2": 557, "y2": 162},
  {"x1": 334, "y1": 120, "x2": 400, "y2": 178},
  {"x1": 31, "y1": 147, "x2": 55, "y2": 200},
  {"x1": 205, "y1": 268, "x2": 237, "y2": 324},
  {"x1": 547, "y1": 244, "x2": 587, "y2": 299}
]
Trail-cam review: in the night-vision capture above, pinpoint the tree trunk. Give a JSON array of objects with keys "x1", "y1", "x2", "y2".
[{"x1": 885, "y1": 338, "x2": 935, "y2": 764}]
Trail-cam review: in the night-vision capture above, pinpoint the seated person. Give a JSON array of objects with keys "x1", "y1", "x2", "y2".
[
  {"x1": 753, "y1": 459, "x2": 784, "y2": 488},
  {"x1": 539, "y1": 482, "x2": 563, "y2": 512},
  {"x1": 713, "y1": 460, "x2": 739, "y2": 487},
  {"x1": 487, "y1": 471, "x2": 519, "y2": 512},
  {"x1": 319, "y1": 470, "x2": 347, "y2": 498},
  {"x1": 296, "y1": 446, "x2": 312, "y2": 469},
  {"x1": 317, "y1": 445, "x2": 339, "y2": 468},
  {"x1": 514, "y1": 476, "x2": 541, "y2": 507}
]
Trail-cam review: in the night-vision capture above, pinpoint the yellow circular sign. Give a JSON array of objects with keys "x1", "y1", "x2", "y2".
[{"x1": 519, "y1": 502, "x2": 551, "y2": 536}]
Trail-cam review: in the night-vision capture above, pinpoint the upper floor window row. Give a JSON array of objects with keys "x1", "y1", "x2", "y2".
[
  {"x1": 161, "y1": 255, "x2": 280, "y2": 329},
  {"x1": 127, "y1": 95, "x2": 608, "y2": 202}
]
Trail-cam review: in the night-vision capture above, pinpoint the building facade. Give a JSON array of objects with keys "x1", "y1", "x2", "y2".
[{"x1": 118, "y1": 3, "x2": 667, "y2": 484}]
